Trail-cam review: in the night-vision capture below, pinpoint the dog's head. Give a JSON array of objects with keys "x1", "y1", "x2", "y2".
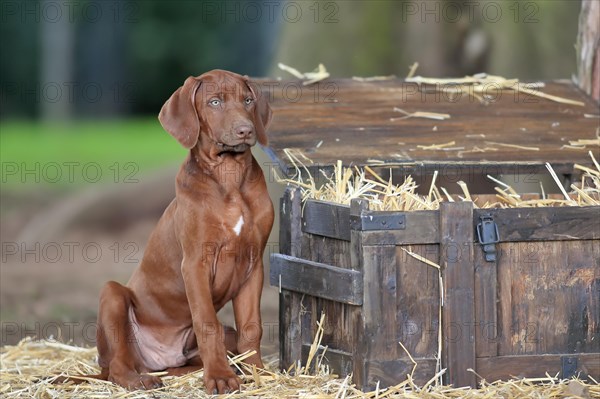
[{"x1": 158, "y1": 70, "x2": 272, "y2": 155}]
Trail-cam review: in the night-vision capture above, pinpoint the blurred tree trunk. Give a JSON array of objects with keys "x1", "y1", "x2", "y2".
[
  {"x1": 269, "y1": 1, "x2": 577, "y2": 80},
  {"x1": 576, "y1": 0, "x2": 600, "y2": 101},
  {"x1": 77, "y1": 1, "x2": 128, "y2": 117},
  {"x1": 40, "y1": 0, "x2": 74, "y2": 120}
]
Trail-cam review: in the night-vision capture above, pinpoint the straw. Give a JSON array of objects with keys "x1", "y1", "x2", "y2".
[
  {"x1": 278, "y1": 62, "x2": 330, "y2": 86},
  {"x1": 2, "y1": 330, "x2": 599, "y2": 397},
  {"x1": 405, "y1": 73, "x2": 585, "y2": 106},
  {"x1": 391, "y1": 107, "x2": 451, "y2": 121},
  {"x1": 484, "y1": 141, "x2": 540, "y2": 151},
  {"x1": 406, "y1": 62, "x2": 419, "y2": 79},
  {"x1": 545, "y1": 162, "x2": 577, "y2": 204},
  {"x1": 418, "y1": 141, "x2": 456, "y2": 150},
  {"x1": 276, "y1": 151, "x2": 600, "y2": 211}
]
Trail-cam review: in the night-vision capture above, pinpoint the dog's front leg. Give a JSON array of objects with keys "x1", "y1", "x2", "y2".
[
  {"x1": 181, "y1": 254, "x2": 241, "y2": 394},
  {"x1": 232, "y1": 258, "x2": 265, "y2": 369}
]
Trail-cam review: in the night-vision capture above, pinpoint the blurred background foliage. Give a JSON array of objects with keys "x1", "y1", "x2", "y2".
[
  {"x1": 0, "y1": 0, "x2": 584, "y2": 191},
  {"x1": 274, "y1": 0, "x2": 582, "y2": 79},
  {"x1": 1, "y1": 0, "x2": 279, "y2": 119},
  {"x1": 1, "y1": 0, "x2": 582, "y2": 120}
]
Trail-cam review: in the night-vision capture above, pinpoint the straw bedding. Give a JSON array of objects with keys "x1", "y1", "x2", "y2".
[
  {"x1": 277, "y1": 150, "x2": 600, "y2": 210},
  {"x1": 2, "y1": 334, "x2": 598, "y2": 398}
]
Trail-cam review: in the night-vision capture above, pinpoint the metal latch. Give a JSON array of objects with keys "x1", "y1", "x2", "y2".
[
  {"x1": 477, "y1": 214, "x2": 499, "y2": 262},
  {"x1": 561, "y1": 355, "x2": 578, "y2": 379}
]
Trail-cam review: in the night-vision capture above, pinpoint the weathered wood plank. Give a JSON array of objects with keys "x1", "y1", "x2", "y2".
[
  {"x1": 303, "y1": 200, "x2": 351, "y2": 241},
  {"x1": 440, "y1": 201, "x2": 477, "y2": 388},
  {"x1": 299, "y1": 236, "x2": 362, "y2": 357},
  {"x1": 279, "y1": 291, "x2": 301, "y2": 370},
  {"x1": 264, "y1": 80, "x2": 599, "y2": 175},
  {"x1": 297, "y1": 220, "x2": 361, "y2": 366},
  {"x1": 396, "y1": 245, "x2": 441, "y2": 358},
  {"x1": 300, "y1": 294, "x2": 314, "y2": 356},
  {"x1": 347, "y1": 194, "x2": 403, "y2": 388},
  {"x1": 287, "y1": 162, "x2": 580, "y2": 185},
  {"x1": 476, "y1": 353, "x2": 600, "y2": 381},
  {"x1": 279, "y1": 187, "x2": 302, "y2": 257},
  {"x1": 303, "y1": 297, "x2": 363, "y2": 359},
  {"x1": 473, "y1": 193, "x2": 574, "y2": 208},
  {"x1": 362, "y1": 245, "x2": 399, "y2": 360},
  {"x1": 496, "y1": 242, "x2": 513, "y2": 362},
  {"x1": 350, "y1": 199, "x2": 369, "y2": 388},
  {"x1": 303, "y1": 201, "x2": 440, "y2": 245},
  {"x1": 277, "y1": 187, "x2": 303, "y2": 369},
  {"x1": 303, "y1": 231, "x2": 353, "y2": 270},
  {"x1": 474, "y1": 248, "x2": 499, "y2": 358},
  {"x1": 495, "y1": 240, "x2": 600, "y2": 356},
  {"x1": 299, "y1": 200, "x2": 599, "y2": 246},
  {"x1": 270, "y1": 254, "x2": 363, "y2": 305},
  {"x1": 474, "y1": 206, "x2": 600, "y2": 242}
]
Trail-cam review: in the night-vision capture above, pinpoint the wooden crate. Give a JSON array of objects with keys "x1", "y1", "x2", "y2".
[
  {"x1": 263, "y1": 79, "x2": 600, "y2": 388},
  {"x1": 270, "y1": 187, "x2": 600, "y2": 389}
]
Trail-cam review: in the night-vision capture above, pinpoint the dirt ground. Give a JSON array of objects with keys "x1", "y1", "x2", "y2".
[{"x1": 0, "y1": 149, "x2": 285, "y2": 357}]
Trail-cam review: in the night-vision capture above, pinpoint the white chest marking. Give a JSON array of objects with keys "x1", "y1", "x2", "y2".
[{"x1": 233, "y1": 215, "x2": 244, "y2": 236}]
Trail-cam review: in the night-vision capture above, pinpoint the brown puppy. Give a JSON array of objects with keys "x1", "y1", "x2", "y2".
[{"x1": 94, "y1": 70, "x2": 273, "y2": 394}]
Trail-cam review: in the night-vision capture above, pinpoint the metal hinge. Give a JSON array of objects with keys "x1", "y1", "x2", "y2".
[
  {"x1": 350, "y1": 212, "x2": 406, "y2": 231},
  {"x1": 477, "y1": 214, "x2": 500, "y2": 262}
]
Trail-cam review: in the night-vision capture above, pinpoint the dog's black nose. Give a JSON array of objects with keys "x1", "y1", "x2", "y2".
[{"x1": 235, "y1": 124, "x2": 253, "y2": 139}]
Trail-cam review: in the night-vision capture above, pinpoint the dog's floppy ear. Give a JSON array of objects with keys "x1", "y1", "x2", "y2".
[
  {"x1": 158, "y1": 76, "x2": 202, "y2": 149},
  {"x1": 247, "y1": 79, "x2": 272, "y2": 146}
]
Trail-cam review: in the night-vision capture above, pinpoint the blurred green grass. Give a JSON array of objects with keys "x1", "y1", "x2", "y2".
[{"x1": 1, "y1": 119, "x2": 185, "y2": 190}]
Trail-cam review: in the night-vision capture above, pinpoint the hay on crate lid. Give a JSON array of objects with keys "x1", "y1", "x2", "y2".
[{"x1": 275, "y1": 150, "x2": 600, "y2": 209}]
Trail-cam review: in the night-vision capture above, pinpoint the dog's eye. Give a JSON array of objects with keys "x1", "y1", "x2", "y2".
[
  {"x1": 245, "y1": 98, "x2": 254, "y2": 105},
  {"x1": 209, "y1": 99, "x2": 221, "y2": 107}
]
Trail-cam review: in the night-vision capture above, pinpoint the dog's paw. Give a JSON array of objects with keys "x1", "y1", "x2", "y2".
[
  {"x1": 109, "y1": 371, "x2": 163, "y2": 391},
  {"x1": 137, "y1": 374, "x2": 164, "y2": 390},
  {"x1": 204, "y1": 366, "x2": 241, "y2": 394}
]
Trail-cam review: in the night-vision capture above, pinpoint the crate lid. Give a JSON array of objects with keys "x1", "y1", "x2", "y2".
[{"x1": 262, "y1": 79, "x2": 599, "y2": 176}]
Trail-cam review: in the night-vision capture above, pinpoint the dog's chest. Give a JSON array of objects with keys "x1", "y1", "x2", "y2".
[
  {"x1": 231, "y1": 214, "x2": 245, "y2": 236},
  {"x1": 218, "y1": 201, "x2": 252, "y2": 240},
  {"x1": 221, "y1": 202, "x2": 247, "y2": 238},
  {"x1": 207, "y1": 201, "x2": 262, "y2": 293}
]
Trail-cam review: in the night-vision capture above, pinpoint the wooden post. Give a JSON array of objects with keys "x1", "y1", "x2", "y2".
[
  {"x1": 278, "y1": 187, "x2": 302, "y2": 369},
  {"x1": 350, "y1": 198, "x2": 369, "y2": 388},
  {"x1": 440, "y1": 202, "x2": 477, "y2": 388},
  {"x1": 360, "y1": 242, "x2": 399, "y2": 388},
  {"x1": 576, "y1": 0, "x2": 600, "y2": 101}
]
